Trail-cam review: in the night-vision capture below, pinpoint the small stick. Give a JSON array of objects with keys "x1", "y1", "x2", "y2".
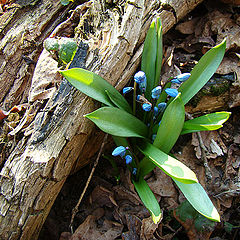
[
  {"x1": 69, "y1": 134, "x2": 108, "y2": 233},
  {"x1": 185, "y1": 113, "x2": 212, "y2": 181},
  {"x1": 196, "y1": 131, "x2": 212, "y2": 181}
]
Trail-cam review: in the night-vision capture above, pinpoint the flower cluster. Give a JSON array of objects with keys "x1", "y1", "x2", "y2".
[
  {"x1": 118, "y1": 71, "x2": 191, "y2": 171},
  {"x1": 123, "y1": 71, "x2": 191, "y2": 114},
  {"x1": 112, "y1": 146, "x2": 132, "y2": 165}
]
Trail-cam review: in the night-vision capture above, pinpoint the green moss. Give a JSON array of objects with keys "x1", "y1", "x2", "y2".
[{"x1": 187, "y1": 76, "x2": 231, "y2": 107}]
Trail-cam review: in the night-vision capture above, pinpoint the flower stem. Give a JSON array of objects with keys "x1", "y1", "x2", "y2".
[{"x1": 133, "y1": 81, "x2": 137, "y2": 116}]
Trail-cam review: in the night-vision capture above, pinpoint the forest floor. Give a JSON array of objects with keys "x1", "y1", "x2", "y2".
[{"x1": 39, "y1": 1, "x2": 240, "y2": 240}]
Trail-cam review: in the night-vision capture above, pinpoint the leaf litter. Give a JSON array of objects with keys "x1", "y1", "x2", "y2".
[{"x1": 39, "y1": 2, "x2": 240, "y2": 240}]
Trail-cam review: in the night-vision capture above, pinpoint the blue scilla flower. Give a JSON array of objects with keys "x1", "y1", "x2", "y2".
[
  {"x1": 142, "y1": 103, "x2": 152, "y2": 112},
  {"x1": 132, "y1": 168, "x2": 137, "y2": 175},
  {"x1": 165, "y1": 88, "x2": 179, "y2": 98},
  {"x1": 123, "y1": 87, "x2": 133, "y2": 94},
  {"x1": 174, "y1": 73, "x2": 191, "y2": 82},
  {"x1": 154, "y1": 106, "x2": 159, "y2": 116},
  {"x1": 158, "y1": 102, "x2": 167, "y2": 112},
  {"x1": 125, "y1": 155, "x2": 132, "y2": 164},
  {"x1": 112, "y1": 146, "x2": 126, "y2": 158},
  {"x1": 151, "y1": 86, "x2": 162, "y2": 99},
  {"x1": 134, "y1": 71, "x2": 146, "y2": 84},
  {"x1": 171, "y1": 79, "x2": 181, "y2": 84},
  {"x1": 134, "y1": 71, "x2": 147, "y2": 93},
  {"x1": 137, "y1": 95, "x2": 143, "y2": 102}
]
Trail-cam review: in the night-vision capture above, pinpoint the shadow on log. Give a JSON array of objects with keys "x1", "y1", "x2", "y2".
[{"x1": 0, "y1": 0, "x2": 205, "y2": 239}]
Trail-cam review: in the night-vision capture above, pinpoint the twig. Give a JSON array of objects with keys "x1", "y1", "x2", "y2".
[
  {"x1": 196, "y1": 131, "x2": 212, "y2": 181},
  {"x1": 185, "y1": 112, "x2": 212, "y2": 181},
  {"x1": 69, "y1": 134, "x2": 108, "y2": 233}
]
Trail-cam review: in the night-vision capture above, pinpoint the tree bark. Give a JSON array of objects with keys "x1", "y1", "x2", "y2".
[{"x1": 0, "y1": 0, "x2": 204, "y2": 239}]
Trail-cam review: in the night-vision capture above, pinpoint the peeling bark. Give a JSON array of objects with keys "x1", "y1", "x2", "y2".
[{"x1": 0, "y1": 0, "x2": 204, "y2": 239}]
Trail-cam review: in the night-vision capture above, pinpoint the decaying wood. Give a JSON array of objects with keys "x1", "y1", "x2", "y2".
[{"x1": 0, "y1": 0, "x2": 205, "y2": 239}]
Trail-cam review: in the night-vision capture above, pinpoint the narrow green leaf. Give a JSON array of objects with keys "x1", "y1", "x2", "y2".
[
  {"x1": 140, "y1": 94, "x2": 185, "y2": 176},
  {"x1": 174, "y1": 179, "x2": 220, "y2": 222},
  {"x1": 181, "y1": 111, "x2": 231, "y2": 135},
  {"x1": 138, "y1": 140, "x2": 198, "y2": 183},
  {"x1": 154, "y1": 93, "x2": 185, "y2": 153},
  {"x1": 133, "y1": 178, "x2": 162, "y2": 224},
  {"x1": 141, "y1": 21, "x2": 157, "y2": 99},
  {"x1": 85, "y1": 107, "x2": 148, "y2": 138},
  {"x1": 105, "y1": 90, "x2": 132, "y2": 113},
  {"x1": 178, "y1": 39, "x2": 226, "y2": 105},
  {"x1": 154, "y1": 18, "x2": 163, "y2": 86},
  {"x1": 138, "y1": 157, "x2": 155, "y2": 177},
  {"x1": 60, "y1": 68, "x2": 131, "y2": 112}
]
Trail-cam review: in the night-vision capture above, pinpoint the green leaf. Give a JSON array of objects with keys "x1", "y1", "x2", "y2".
[
  {"x1": 154, "y1": 18, "x2": 163, "y2": 86},
  {"x1": 59, "y1": 68, "x2": 131, "y2": 112},
  {"x1": 178, "y1": 40, "x2": 226, "y2": 105},
  {"x1": 138, "y1": 157, "x2": 155, "y2": 177},
  {"x1": 181, "y1": 111, "x2": 231, "y2": 135},
  {"x1": 140, "y1": 94, "x2": 185, "y2": 177},
  {"x1": 174, "y1": 179, "x2": 220, "y2": 222},
  {"x1": 133, "y1": 178, "x2": 162, "y2": 224},
  {"x1": 112, "y1": 136, "x2": 129, "y2": 148},
  {"x1": 141, "y1": 21, "x2": 157, "y2": 99},
  {"x1": 58, "y1": 38, "x2": 77, "y2": 64},
  {"x1": 85, "y1": 107, "x2": 148, "y2": 138},
  {"x1": 138, "y1": 140, "x2": 198, "y2": 183},
  {"x1": 105, "y1": 90, "x2": 132, "y2": 113},
  {"x1": 154, "y1": 93, "x2": 185, "y2": 153}
]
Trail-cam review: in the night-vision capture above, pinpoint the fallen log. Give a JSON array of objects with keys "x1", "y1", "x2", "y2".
[{"x1": 0, "y1": 0, "x2": 205, "y2": 239}]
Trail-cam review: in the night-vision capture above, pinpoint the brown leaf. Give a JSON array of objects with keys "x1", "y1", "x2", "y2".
[
  {"x1": 140, "y1": 216, "x2": 159, "y2": 240},
  {"x1": 90, "y1": 186, "x2": 116, "y2": 208},
  {"x1": 29, "y1": 49, "x2": 62, "y2": 102},
  {"x1": 70, "y1": 215, "x2": 123, "y2": 240},
  {"x1": 147, "y1": 168, "x2": 177, "y2": 198},
  {"x1": 192, "y1": 131, "x2": 227, "y2": 160},
  {"x1": 122, "y1": 214, "x2": 141, "y2": 240},
  {"x1": 176, "y1": 18, "x2": 200, "y2": 35}
]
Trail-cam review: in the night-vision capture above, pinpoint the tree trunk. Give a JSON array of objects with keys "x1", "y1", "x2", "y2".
[{"x1": 0, "y1": 0, "x2": 204, "y2": 239}]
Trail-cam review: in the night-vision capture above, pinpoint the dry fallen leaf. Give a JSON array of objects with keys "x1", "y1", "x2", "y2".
[
  {"x1": 147, "y1": 167, "x2": 177, "y2": 198},
  {"x1": 140, "y1": 216, "x2": 160, "y2": 240},
  {"x1": 29, "y1": 49, "x2": 62, "y2": 102},
  {"x1": 192, "y1": 131, "x2": 227, "y2": 160},
  {"x1": 70, "y1": 215, "x2": 123, "y2": 240}
]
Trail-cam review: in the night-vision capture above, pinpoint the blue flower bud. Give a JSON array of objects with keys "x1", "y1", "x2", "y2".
[
  {"x1": 125, "y1": 155, "x2": 132, "y2": 164},
  {"x1": 112, "y1": 146, "x2": 126, "y2": 158},
  {"x1": 171, "y1": 79, "x2": 181, "y2": 84},
  {"x1": 165, "y1": 88, "x2": 179, "y2": 98},
  {"x1": 142, "y1": 103, "x2": 152, "y2": 112},
  {"x1": 175, "y1": 73, "x2": 191, "y2": 82},
  {"x1": 158, "y1": 102, "x2": 167, "y2": 112},
  {"x1": 123, "y1": 87, "x2": 133, "y2": 94},
  {"x1": 132, "y1": 168, "x2": 137, "y2": 175},
  {"x1": 134, "y1": 71, "x2": 146, "y2": 84},
  {"x1": 137, "y1": 95, "x2": 142, "y2": 101},
  {"x1": 153, "y1": 106, "x2": 159, "y2": 116},
  {"x1": 158, "y1": 121, "x2": 161, "y2": 126},
  {"x1": 151, "y1": 86, "x2": 162, "y2": 99},
  {"x1": 134, "y1": 71, "x2": 147, "y2": 93}
]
